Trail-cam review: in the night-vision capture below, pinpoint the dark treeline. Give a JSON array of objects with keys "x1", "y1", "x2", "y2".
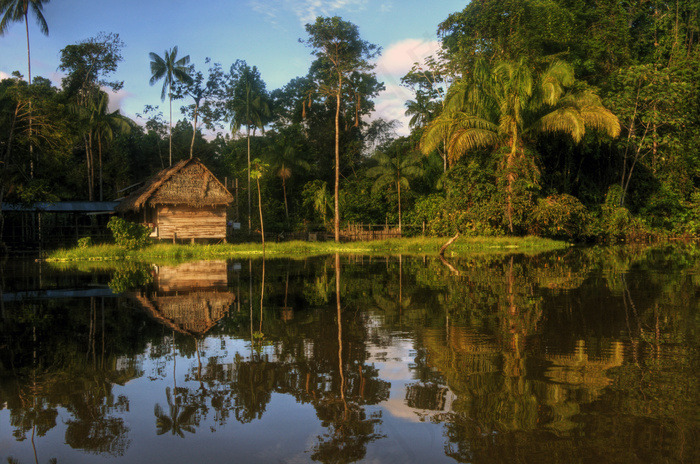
[{"x1": 2, "y1": 3, "x2": 700, "y2": 246}]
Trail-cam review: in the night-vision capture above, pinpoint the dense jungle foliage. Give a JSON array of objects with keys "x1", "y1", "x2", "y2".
[{"x1": 2, "y1": 2, "x2": 700, "y2": 245}]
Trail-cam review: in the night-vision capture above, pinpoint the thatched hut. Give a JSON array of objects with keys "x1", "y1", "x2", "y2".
[
  {"x1": 128, "y1": 261, "x2": 235, "y2": 336},
  {"x1": 116, "y1": 158, "x2": 233, "y2": 242}
]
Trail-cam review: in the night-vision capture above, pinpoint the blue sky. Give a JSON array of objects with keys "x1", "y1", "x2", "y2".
[{"x1": 1, "y1": 0, "x2": 466, "y2": 135}]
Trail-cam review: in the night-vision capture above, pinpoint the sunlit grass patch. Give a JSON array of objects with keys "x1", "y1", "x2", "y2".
[{"x1": 45, "y1": 235, "x2": 568, "y2": 262}]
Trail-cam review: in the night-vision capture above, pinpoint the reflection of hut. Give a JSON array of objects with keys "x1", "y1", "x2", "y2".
[
  {"x1": 544, "y1": 339, "x2": 624, "y2": 391},
  {"x1": 129, "y1": 260, "x2": 235, "y2": 336},
  {"x1": 115, "y1": 158, "x2": 233, "y2": 242},
  {"x1": 405, "y1": 382, "x2": 451, "y2": 411}
]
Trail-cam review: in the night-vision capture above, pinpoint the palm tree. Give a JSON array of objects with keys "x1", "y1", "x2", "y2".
[
  {"x1": 366, "y1": 145, "x2": 424, "y2": 233},
  {"x1": 1, "y1": 0, "x2": 50, "y2": 178},
  {"x1": 250, "y1": 159, "x2": 268, "y2": 250},
  {"x1": 266, "y1": 135, "x2": 310, "y2": 219},
  {"x1": 421, "y1": 58, "x2": 620, "y2": 232},
  {"x1": 404, "y1": 92, "x2": 437, "y2": 130},
  {"x1": 0, "y1": 0, "x2": 50, "y2": 83},
  {"x1": 227, "y1": 62, "x2": 270, "y2": 233},
  {"x1": 310, "y1": 181, "x2": 333, "y2": 230},
  {"x1": 89, "y1": 93, "x2": 130, "y2": 201},
  {"x1": 149, "y1": 46, "x2": 192, "y2": 166}
]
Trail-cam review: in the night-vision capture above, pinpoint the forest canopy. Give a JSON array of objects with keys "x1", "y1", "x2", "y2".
[{"x1": 2, "y1": 2, "x2": 700, "y2": 246}]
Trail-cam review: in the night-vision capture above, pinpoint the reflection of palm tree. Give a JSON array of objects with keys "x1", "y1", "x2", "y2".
[{"x1": 154, "y1": 387, "x2": 197, "y2": 438}]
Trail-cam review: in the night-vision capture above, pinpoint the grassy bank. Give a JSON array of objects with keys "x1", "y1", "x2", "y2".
[{"x1": 45, "y1": 236, "x2": 569, "y2": 262}]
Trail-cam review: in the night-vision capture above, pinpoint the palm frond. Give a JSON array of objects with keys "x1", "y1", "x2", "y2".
[
  {"x1": 531, "y1": 107, "x2": 586, "y2": 142},
  {"x1": 579, "y1": 106, "x2": 621, "y2": 137},
  {"x1": 448, "y1": 127, "x2": 500, "y2": 161},
  {"x1": 420, "y1": 114, "x2": 453, "y2": 155}
]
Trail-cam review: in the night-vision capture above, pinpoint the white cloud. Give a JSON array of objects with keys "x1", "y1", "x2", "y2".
[
  {"x1": 376, "y1": 38, "x2": 440, "y2": 77},
  {"x1": 249, "y1": 0, "x2": 371, "y2": 26},
  {"x1": 107, "y1": 88, "x2": 133, "y2": 114},
  {"x1": 371, "y1": 38, "x2": 441, "y2": 135}
]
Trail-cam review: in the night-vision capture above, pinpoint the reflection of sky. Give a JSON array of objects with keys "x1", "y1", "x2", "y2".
[
  {"x1": 363, "y1": 327, "x2": 456, "y2": 463},
  {"x1": 0, "y1": 327, "x2": 457, "y2": 462}
]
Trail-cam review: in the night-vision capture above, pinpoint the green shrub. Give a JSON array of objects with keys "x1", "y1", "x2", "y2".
[
  {"x1": 77, "y1": 237, "x2": 92, "y2": 248},
  {"x1": 672, "y1": 191, "x2": 700, "y2": 237},
  {"x1": 590, "y1": 186, "x2": 652, "y2": 240},
  {"x1": 107, "y1": 217, "x2": 152, "y2": 250},
  {"x1": 108, "y1": 263, "x2": 154, "y2": 293},
  {"x1": 529, "y1": 194, "x2": 591, "y2": 240}
]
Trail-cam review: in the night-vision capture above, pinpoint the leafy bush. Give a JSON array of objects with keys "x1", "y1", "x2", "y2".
[
  {"x1": 589, "y1": 186, "x2": 652, "y2": 240},
  {"x1": 107, "y1": 217, "x2": 152, "y2": 250},
  {"x1": 77, "y1": 237, "x2": 92, "y2": 248},
  {"x1": 672, "y1": 191, "x2": 700, "y2": 237},
  {"x1": 108, "y1": 263, "x2": 154, "y2": 293},
  {"x1": 529, "y1": 194, "x2": 591, "y2": 240}
]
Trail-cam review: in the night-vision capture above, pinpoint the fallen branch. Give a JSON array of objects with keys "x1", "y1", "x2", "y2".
[
  {"x1": 439, "y1": 253, "x2": 460, "y2": 275},
  {"x1": 439, "y1": 232, "x2": 460, "y2": 256}
]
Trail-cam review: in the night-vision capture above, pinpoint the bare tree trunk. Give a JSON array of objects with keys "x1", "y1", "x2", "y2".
[
  {"x1": 168, "y1": 92, "x2": 173, "y2": 166},
  {"x1": 334, "y1": 84, "x2": 341, "y2": 243},
  {"x1": 282, "y1": 177, "x2": 289, "y2": 219},
  {"x1": 189, "y1": 104, "x2": 199, "y2": 159},
  {"x1": 25, "y1": 14, "x2": 34, "y2": 179},
  {"x1": 257, "y1": 176, "x2": 265, "y2": 251},
  {"x1": 98, "y1": 136, "x2": 103, "y2": 201},
  {"x1": 247, "y1": 125, "x2": 252, "y2": 234},
  {"x1": 84, "y1": 134, "x2": 94, "y2": 201},
  {"x1": 397, "y1": 179, "x2": 402, "y2": 234}
]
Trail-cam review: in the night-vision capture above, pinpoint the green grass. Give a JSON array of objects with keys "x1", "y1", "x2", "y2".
[{"x1": 45, "y1": 236, "x2": 569, "y2": 263}]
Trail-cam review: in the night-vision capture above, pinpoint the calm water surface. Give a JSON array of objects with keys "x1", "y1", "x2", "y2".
[{"x1": 1, "y1": 245, "x2": 699, "y2": 463}]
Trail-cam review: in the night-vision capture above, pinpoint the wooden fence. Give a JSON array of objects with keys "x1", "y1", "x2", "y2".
[{"x1": 268, "y1": 223, "x2": 421, "y2": 242}]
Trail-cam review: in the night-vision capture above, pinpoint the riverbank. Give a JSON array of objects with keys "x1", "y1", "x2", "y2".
[{"x1": 45, "y1": 236, "x2": 569, "y2": 262}]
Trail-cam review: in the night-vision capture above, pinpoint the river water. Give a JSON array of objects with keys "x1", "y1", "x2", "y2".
[{"x1": 1, "y1": 244, "x2": 699, "y2": 463}]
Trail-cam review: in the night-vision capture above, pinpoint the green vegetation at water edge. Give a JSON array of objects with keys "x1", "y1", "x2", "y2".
[{"x1": 45, "y1": 236, "x2": 568, "y2": 262}]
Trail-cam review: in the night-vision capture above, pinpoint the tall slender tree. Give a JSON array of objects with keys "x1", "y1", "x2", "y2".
[
  {"x1": 149, "y1": 46, "x2": 192, "y2": 166},
  {"x1": 89, "y1": 93, "x2": 130, "y2": 201},
  {"x1": 250, "y1": 159, "x2": 268, "y2": 250},
  {"x1": 302, "y1": 16, "x2": 381, "y2": 242},
  {"x1": 0, "y1": 0, "x2": 50, "y2": 83},
  {"x1": 266, "y1": 130, "x2": 309, "y2": 219},
  {"x1": 226, "y1": 60, "x2": 270, "y2": 233},
  {"x1": 1, "y1": 0, "x2": 50, "y2": 179},
  {"x1": 174, "y1": 60, "x2": 224, "y2": 160}
]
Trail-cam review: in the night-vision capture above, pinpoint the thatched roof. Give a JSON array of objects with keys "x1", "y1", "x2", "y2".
[
  {"x1": 116, "y1": 158, "x2": 233, "y2": 212},
  {"x1": 130, "y1": 290, "x2": 234, "y2": 336}
]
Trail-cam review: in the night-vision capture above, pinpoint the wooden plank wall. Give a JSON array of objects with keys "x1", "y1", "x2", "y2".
[
  {"x1": 155, "y1": 260, "x2": 228, "y2": 291},
  {"x1": 156, "y1": 205, "x2": 226, "y2": 239}
]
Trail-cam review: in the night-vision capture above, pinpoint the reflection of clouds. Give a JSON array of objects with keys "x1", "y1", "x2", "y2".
[
  {"x1": 367, "y1": 337, "x2": 455, "y2": 422},
  {"x1": 382, "y1": 397, "x2": 423, "y2": 422}
]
